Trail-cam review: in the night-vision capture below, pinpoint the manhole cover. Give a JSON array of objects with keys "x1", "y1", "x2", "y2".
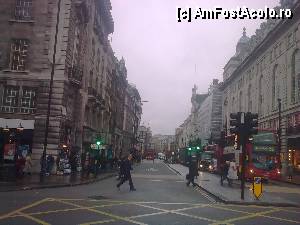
[{"x1": 88, "y1": 196, "x2": 109, "y2": 200}]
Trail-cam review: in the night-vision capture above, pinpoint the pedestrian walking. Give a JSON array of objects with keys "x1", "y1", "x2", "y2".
[
  {"x1": 186, "y1": 154, "x2": 198, "y2": 187},
  {"x1": 287, "y1": 163, "x2": 293, "y2": 180},
  {"x1": 227, "y1": 160, "x2": 238, "y2": 187},
  {"x1": 220, "y1": 160, "x2": 230, "y2": 186},
  {"x1": 23, "y1": 152, "x2": 33, "y2": 175},
  {"x1": 116, "y1": 154, "x2": 136, "y2": 191}
]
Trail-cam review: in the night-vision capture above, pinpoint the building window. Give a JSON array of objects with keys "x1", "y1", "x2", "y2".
[
  {"x1": 10, "y1": 39, "x2": 29, "y2": 71},
  {"x1": 292, "y1": 49, "x2": 300, "y2": 103},
  {"x1": 15, "y1": 0, "x2": 33, "y2": 21},
  {"x1": 272, "y1": 65, "x2": 278, "y2": 109},
  {"x1": 20, "y1": 87, "x2": 36, "y2": 113},
  {"x1": 1, "y1": 86, "x2": 19, "y2": 113}
]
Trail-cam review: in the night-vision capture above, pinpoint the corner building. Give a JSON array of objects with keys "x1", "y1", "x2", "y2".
[{"x1": 221, "y1": 1, "x2": 300, "y2": 174}]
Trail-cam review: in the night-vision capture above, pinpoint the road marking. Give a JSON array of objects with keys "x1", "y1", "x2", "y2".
[
  {"x1": 150, "y1": 179, "x2": 162, "y2": 182},
  {"x1": 8, "y1": 202, "x2": 130, "y2": 218},
  {"x1": 80, "y1": 219, "x2": 116, "y2": 225},
  {"x1": 176, "y1": 180, "x2": 185, "y2": 182},
  {"x1": 0, "y1": 198, "x2": 50, "y2": 220},
  {"x1": 262, "y1": 214, "x2": 300, "y2": 224},
  {"x1": 17, "y1": 211, "x2": 50, "y2": 225},
  {"x1": 55, "y1": 198, "x2": 147, "y2": 225},
  {"x1": 209, "y1": 208, "x2": 280, "y2": 225},
  {"x1": 134, "y1": 203, "x2": 217, "y2": 223},
  {"x1": 129, "y1": 211, "x2": 168, "y2": 219},
  {"x1": 195, "y1": 187, "x2": 217, "y2": 203}
]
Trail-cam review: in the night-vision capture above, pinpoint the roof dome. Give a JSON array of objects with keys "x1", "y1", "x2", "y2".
[{"x1": 238, "y1": 27, "x2": 250, "y2": 44}]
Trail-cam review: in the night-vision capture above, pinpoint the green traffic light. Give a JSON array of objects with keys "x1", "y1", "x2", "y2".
[
  {"x1": 188, "y1": 147, "x2": 192, "y2": 151},
  {"x1": 196, "y1": 146, "x2": 200, "y2": 150},
  {"x1": 96, "y1": 141, "x2": 101, "y2": 145}
]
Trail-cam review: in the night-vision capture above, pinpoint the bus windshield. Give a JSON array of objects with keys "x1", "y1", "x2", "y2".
[
  {"x1": 252, "y1": 153, "x2": 277, "y2": 171},
  {"x1": 201, "y1": 152, "x2": 213, "y2": 160}
]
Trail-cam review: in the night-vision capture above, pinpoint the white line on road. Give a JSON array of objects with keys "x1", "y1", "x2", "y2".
[{"x1": 150, "y1": 180, "x2": 162, "y2": 182}]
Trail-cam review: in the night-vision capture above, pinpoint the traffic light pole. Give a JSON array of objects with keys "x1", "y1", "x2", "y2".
[
  {"x1": 240, "y1": 113, "x2": 246, "y2": 200},
  {"x1": 240, "y1": 129, "x2": 246, "y2": 200}
]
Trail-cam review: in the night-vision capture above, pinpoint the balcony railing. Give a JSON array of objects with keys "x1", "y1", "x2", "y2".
[
  {"x1": 1, "y1": 106, "x2": 35, "y2": 114},
  {"x1": 87, "y1": 87, "x2": 105, "y2": 110},
  {"x1": 68, "y1": 66, "x2": 83, "y2": 86}
]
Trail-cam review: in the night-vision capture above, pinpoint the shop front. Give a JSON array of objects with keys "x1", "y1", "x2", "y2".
[
  {"x1": 287, "y1": 112, "x2": 300, "y2": 174},
  {"x1": 0, "y1": 118, "x2": 34, "y2": 180}
]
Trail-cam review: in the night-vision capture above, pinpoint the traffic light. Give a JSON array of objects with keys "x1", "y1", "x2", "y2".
[
  {"x1": 229, "y1": 112, "x2": 241, "y2": 135},
  {"x1": 188, "y1": 147, "x2": 192, "y2": 151},
  {"x1": 96, "y1": 138, "x2": 102, "y2": 146},
  {"x1": 245, "y1": 112, "x2": 258, "y2": 135}
]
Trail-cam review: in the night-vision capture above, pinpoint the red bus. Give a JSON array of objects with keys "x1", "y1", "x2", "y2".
[
  {"x1": 217, "y1": 130, "x2": 281, "y2": 180},
  {"x1": 245, "y1": 131, "x2": 281, "y2": 180},
  {"x1": 144, "y1": 149, "x2": 155, "y2": 160}
]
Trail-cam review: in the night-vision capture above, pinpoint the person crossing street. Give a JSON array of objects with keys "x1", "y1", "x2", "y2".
[{"x1": 116, "y1": 154, "x2": 136, "y2": 191}]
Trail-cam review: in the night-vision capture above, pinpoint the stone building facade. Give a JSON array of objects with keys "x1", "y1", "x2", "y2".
[
  {"x1": 122, "y1": 84, "x2": 142, "y2": 155},
  {"x1": 221, "y1": 0, "x2": 300, "y2": 173},
  {"x1": 175, "y1": 79, "x2": 222, "y2": 150},
  {"x1": 0, "y1": 0, "x2": 141, "y2": 173}
]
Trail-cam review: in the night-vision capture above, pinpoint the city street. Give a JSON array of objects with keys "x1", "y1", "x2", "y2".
[{"x1": 0, "y1": 160, "x2": 299, "y2": 225}]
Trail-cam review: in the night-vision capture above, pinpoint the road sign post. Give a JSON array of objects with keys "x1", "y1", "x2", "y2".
[{"x1": 253, "y1": 177, "x2": 263, "y2": 199}]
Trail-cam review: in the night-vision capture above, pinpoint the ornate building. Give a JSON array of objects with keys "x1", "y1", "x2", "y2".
[
  {"x1": 175, "y1": 79, "x2": 222, "y2": 150},
  {"x1": 221, "y1": 0, "x2": 300, "y2": 174},
  {"x1": 0, "y1": 0, "x2": 140, "y2": 174}
]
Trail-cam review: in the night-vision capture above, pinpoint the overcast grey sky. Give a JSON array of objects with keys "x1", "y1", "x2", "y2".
[{"x1": 110, "y1": 0, "x2": 279, "y2": 135}]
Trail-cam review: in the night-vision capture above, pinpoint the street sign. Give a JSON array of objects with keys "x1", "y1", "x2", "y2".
[{"x1": 252, "y1": 177, "x2": 263, "y2": 199}]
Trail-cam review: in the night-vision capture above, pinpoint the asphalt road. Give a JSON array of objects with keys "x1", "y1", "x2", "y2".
[{"x1": 0, "y1": 160, "x2": 299, "y2": 225}]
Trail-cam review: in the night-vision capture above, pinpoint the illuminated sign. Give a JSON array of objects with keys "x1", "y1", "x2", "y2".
[{"x1": 253, "y1": 145, "x2": 276, "y2": 152}]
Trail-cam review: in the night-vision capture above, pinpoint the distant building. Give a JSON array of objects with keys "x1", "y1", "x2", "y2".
[{"x1": 175, "y1": 80, "x2": 222, "y2": 149}]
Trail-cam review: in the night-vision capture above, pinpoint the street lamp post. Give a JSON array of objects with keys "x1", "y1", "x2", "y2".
[{"x1": 40, "y1": 0, "x2": 61, "y2": 180}]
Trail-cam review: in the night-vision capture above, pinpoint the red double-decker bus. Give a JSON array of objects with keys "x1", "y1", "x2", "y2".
[
  {"x1": 245, "y1": 130, "x2": 281, "y2": 180},
  {"x1": 217, "y1": 130, "x2": 281, "y2": 181}
]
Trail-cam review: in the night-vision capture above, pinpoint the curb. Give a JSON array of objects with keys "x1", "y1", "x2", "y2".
[
  {"x1": 0, "y1": 173, "x2": 116, "y2": 192},
  {"x1": 165, "y1": 163, "x2": 300, "y2": 208}
]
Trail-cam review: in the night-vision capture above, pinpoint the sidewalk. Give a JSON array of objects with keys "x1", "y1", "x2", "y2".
[
  {"x1": 167, "y1": 163, "x2": 300, "y2": 207},
  {"x1": 0, "y1": 170, "x2": 117, "y2": 192}
]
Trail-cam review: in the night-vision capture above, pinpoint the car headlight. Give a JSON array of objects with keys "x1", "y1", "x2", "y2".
[
  {"x1": 277, "y1": 170, "x2": 281, "y2": 174},
  {"x1": 200, "y1": 164, "x2": 203, "y2": 168},
  {"x1": 209, "y1": 165, "x2": 213, "y2": 169},
  {"x1": 250, "y1": 169, "x2": 254, "y2": 173}
]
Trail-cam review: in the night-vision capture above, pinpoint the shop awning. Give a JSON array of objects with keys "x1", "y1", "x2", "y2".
[{"x1": 0, "y1": 118, "x2": 35, "y2": 129}]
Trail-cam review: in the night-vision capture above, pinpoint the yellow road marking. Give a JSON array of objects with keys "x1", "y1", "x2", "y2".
[
  {"x1": 129, "y1": 211, "x2": 169, "y2": 219},
  {"x1": 80, "y1": 219, "x2": 116, "y2": 225},
  {"x1": 262, "y1": 214, "x2": 300, "y2": 224},
  {"x1": 55, "y1": 198, "x2": 147, "y2": 225},
  {"x1": 17, "y1": 212, "x2": 51, "y2": 225},
  {"x1": 8, "y1": 202, "x2": 131, "y2": 218},
  {"x1": 0, "y1": 198, "x2": 50, "y2": 220},
  {"x1": 134, "y1": 203, "x2": 217, "y2": 223},
  {"x1": 210, "y1": 208, "x2": 280, "y2": 225}
]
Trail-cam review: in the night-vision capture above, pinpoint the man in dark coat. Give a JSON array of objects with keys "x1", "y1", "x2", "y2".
[
  {"x1": 220, "y1": 160, "x2": 230, "y2": 186},
  {"x1": 116, "y1": 154, "x2": 136, "y2": 191},
  {"x1": 186, "y1": 154, "x2": 198, "y2": 187}
]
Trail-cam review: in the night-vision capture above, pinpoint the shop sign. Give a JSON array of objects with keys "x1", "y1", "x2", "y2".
[{"x1": 4, "y1": 144, "x2": 16, "y2": 160}]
